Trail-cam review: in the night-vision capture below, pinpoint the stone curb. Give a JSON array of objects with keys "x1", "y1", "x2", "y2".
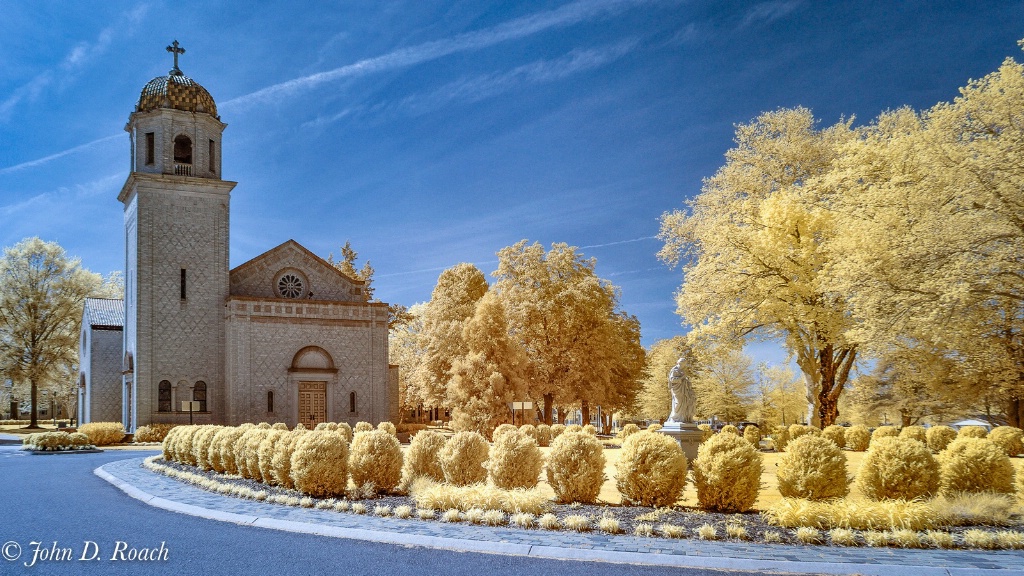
[{"x1": 94, "y1": 462, "x2": 1024, "y2": 576}]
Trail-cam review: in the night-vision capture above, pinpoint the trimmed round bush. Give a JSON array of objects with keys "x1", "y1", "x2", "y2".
[
  {"x1": 698, "y1": 424, "x2": 713, "y2": 443},
  {"x1": 846, "y1": 425, "x2": 870, "y2": 451},
  {"x1": 293, "y1": 422, "x2": 307, "y2": 431},
  {"x1": 550, "y1": 423, "x2": 566, "y2": 439},
  {"x1": 256, "y1": 422, "x2": 272, "y2": 429},
  {"x1": 855, "y1": 436, "x2": 939, "y2": 501},
  {"x1": 926, "y1": 425, "x2": 957, "y2": 453},
  {"x1": 939, "y1": 437, "x2": 1015, "y2": 495},
  {"x1": 338, "y1": 422, "x2": 353, "y2": 443},
  {"x1": 519, "y1": 424, "x2": 537, "y2": 442},
  {"x1": 899, "y1": 425, "x2": 927, "y2": 445},
  {"x1": 776, "y1": 434, "x2": 849, "y2": 500},
  {"x1": 79, "y1": 422, "x2": 126, "y2": 446},
  {"x1": 564, "y1": 424, "x2": 583, "y2": 434},
  {"x1": 618, "y1": 423, "x2": 641, "y2": 440},
  {"x1": 193, "y1": 425, "x2": 223, "y2": 470},
  {"x1": 743, "y1": 425, "x2": 761, "y2": 447},
  {"x1": 290, "y1": 430, "x2": 349, "y2": 498},
  {"x1": 354, "y1": 421, "x2": 373, "y2": 434},
  {"x1": 134, "y1": 423, "x2": 176, "y2": 443},
  {"x1": 957, "y1": 425, "x2": 988, "y2": 439},
  {"x1": 614, "y1": 431, "x2": 687, "y2": 507},
  {"x1": 69, "y1": 432, "x2": 92, "y2": 447},
  {"x1": 315, "y1": 422, "x2": 338, "y2": 431},
  {"x1": 487, "y1": 429, "x2": 544, "y2": 490},
  {"x1": 172, "y1": 426, "x2": 200, "y2": 465},
  {"x1": 271, "y1": 429, "x2": 306, "y2": 489},
  {"x1": 582, "y1": 424, "x2": 598, "y2": 436},
  {"x1": 870, "y1": 425, "x2": 899, "y2": 446},
  {"x1": 988, "y1": 426, "x2": 1024, "y2": 457},
  {"x1": 691, "y1": 432, "x2": 762, "y2": 513},
  {"x1": 257, "y1": 429, "x2": 288, "y2": 484},
  {"x1": 546, "y1": 430, "x2": 605, "y2": 504},
  {"x1": 647, "y1": 423, "x2": 662, "y2": 432},
  {"x1": 238, "y1": 428, "x2": 271, "y2": 480},
  {"x1": 209, "y1": 425, "x2": 249, "y2": 474},
  {"x1": 271, "y1": 422, "x2": 289, "y2": 430},
  {"x1": 377, "y1": 421, "x2": 397, "y2": 436},
  {"x1": 719, "y1": 424, "x2": 739, "y2": 436},
  {"x1": 438, "y1": 431, "x2": 489, "y2": 486},
  {"x1": 821, "y1": 425, "x2": 845, "y2": 449},
  {"x1": 789, "y1": 424, "x2": 817, "y2": 442},
  {"x1": 491, "y1": 423, "x2": 517, "y2": 442},
  {"x1": 401, "y1": 429, "x2": 447, "y2": 485},
  {"x1": 771, "y1": 425, "x2": 789, "y2": 452},
  {"x1": 535, "y1": 424, "x2": 552, "y2": 447},
  {"x1": 350, "y1": 430, "x2": 403, "y2": 494}
]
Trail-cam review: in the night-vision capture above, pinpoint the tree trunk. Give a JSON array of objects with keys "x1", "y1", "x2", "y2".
[
  {"x1": 816, "y1": 343, "x2": 856, "y2": 427},
  {"x1": 581, "y1": 400, "x2": 590, "y2": 427},
  {"x1": 557, "y1": 406, "x2": 567, "y2": 425},
  {"x1": 29, "y1": 378, "x2": 38, "y2": 428},
  {"x1": 543, "y1": 393, "x2": 554, "y2": 425},
  {"x1": 1007, "y1": 396, "x2": 1022, "y2": 429}
]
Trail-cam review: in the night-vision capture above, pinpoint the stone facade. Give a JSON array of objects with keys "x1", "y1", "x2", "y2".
[{"x1": 78, "y1": 298, "x2": 125, "y2": 424}]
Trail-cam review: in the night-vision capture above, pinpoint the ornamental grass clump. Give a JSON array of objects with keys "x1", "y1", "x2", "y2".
[
  {"x1": 957, "y1": 425, "x2": 988, "y2": 439},
  {"x1": 535, "y1": 424, "x2": 552, "y2": 447},
  {"x1": 401, "y1": 429, "x2": 447, "y2": 487},
  {"x1": 821, "y1": 425, "x2": 845, "y2": 449},
  {"x1": 289, "y1": 430, "x2": 349, "y2": 498},
  {"x1": 614, "y1": 431, "x2": 687, "y2": 507},
  {"x1": 856, "y1": 436, "x2": 939, "y2": 501},
  {"x1": 845, "y1": 425, "x2": 870, "y2": 451},
  {"x1": 938, "y1": 437, "x2": 1015, "y2": 496},
  {"x1": 988, "y1": 426, "x2": 1024, "y2": 457},
  {"x1": 409, "y1": 480, "x2": 549, "y2": 515},
  {"x1": 743, "y1": 425, "x2": 760, "y2": 447},
  {"x1": 79, "y1": 422, "x2": 126, "y2": 446},
  {"x1": 349, "y1": 430, "x2": 403, "y2": 494},
  {"x1": 899, "y1": 425, "x2": 927, "y2": 445},
  {"x1": 692, "y1": 431, "x2": 762, "y2": 513},
  {"x1": 776, "y1": 434, "x2": 849, "y2": 500},
  {"x1": 271, "y1": 429, "x2": 307, "y2": 489},
  {"x1": 546, "y1": 430, "x2": 606, "y2": 504},
  {"x1": 926, "y1": 425, "x2": 957, "y2": 452},
  {"x1": 487, "y1": 428, "x2": 543, "y2": 490},
  {"x1": 438, "y1": 431, "x2": 490, "y2": 486}
]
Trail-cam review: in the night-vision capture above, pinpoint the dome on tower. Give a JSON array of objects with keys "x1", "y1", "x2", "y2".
[{"x1": 136, "y1": 72, "x2": 218, "y2": 118}]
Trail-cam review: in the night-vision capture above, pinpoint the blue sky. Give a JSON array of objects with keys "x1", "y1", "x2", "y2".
[{"x1": 2, "y1": 0, "x2": 1023, "y2": 364}]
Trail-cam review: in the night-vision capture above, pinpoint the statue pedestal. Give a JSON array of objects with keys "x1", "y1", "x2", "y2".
[{"x1": 658, "y1": 423, "x2": 703, "y2": 462}]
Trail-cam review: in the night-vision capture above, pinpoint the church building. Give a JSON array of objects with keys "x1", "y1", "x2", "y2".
[{"x1": 79, "y1": 42, "x2": 398, "y2": 431}]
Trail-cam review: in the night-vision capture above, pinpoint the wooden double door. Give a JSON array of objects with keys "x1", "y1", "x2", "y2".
[{"x1": 298, "y1": 381, "x2": 326, "y2": 428}]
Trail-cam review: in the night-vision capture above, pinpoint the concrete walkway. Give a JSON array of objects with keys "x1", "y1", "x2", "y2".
[{"x1": 96, "y1": 456, "x2": 1024, "y2": 576}]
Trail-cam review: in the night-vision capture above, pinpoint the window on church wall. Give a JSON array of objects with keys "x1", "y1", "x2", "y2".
[
  {"x1": 173, "y1": 135, "x2": 192, "y2": 165},
  {"x1": 145, "y1": 132, "x2": 155, "y2": 165},
  {"x1": 158, "y1": 381, "x2": 171, "y2": 412},
  {"x1": 278, "y1": 274, "x2": 303, "y2": 298},
  {"x1": 350, "y1": 391, "x2": 356, "y2": 413},
  {"x1": 180, "y1": 268, "x2": 187, "y2": 300},
  {"x1": 193, "y1": 381, "x2": 207, "y2": 412},
  {"x1": 267, "y1": 391, "x2": 274, "y2": 413},
  {"x1": 209, "y1": 139, "x2": 216, "y2": 174}
]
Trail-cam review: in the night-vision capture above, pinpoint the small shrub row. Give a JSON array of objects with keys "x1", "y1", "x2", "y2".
[
  {"x1": 79, "y1": 422, "x2": 126, "y2": 446},
  {"x1": 22, "y1": 431, "x2": 94, "y2": 451}
]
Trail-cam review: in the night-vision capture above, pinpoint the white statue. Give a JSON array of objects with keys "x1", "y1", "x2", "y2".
[{"x1": 665, "y1": 357, "x2": 695, "y2": 425}]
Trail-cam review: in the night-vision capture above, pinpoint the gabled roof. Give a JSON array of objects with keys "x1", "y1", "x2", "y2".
[
  {"x1": 230, "y1": 239, "x2": 364, "y2": 285},
  {"x1": 84, "y1": 298, "x2": 124, "y2": 329},
  {"x1": 229, "y1": 239, "x2": 369, "y2": 303}
]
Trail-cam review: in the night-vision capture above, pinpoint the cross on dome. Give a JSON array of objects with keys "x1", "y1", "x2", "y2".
[{"x1": 166, "y1": 40, "x2": 185, "y2": 75}]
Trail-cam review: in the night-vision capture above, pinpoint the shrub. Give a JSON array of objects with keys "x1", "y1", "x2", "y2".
[
  {"x1": 377, "y1": 421, "x2": 397, "y2": 436},
  {"x1": 257, "y1": 430, "x2": 288, "y2": 484},
  {"x1": 939, "y1": 437, "x2": 1015, "y2": 496},
  {"x1": 535, "y1": 424, "x2": 552, "y2": 447},
  {"x1": 691, "y1": 432, "x2": 762, "y2": 513},
  {"x1": 870, "y1": 425, "x2": 898, "y2": 446},
  {"x1": 546, "y1": 430, "x2": 605, "y2": 504},
  {"x1": 488, "y1": 429, "x2": 543, "y2": 490},
  {"x1": 238, "y1": 428, "x2": 271, "y2": 480},
  {"x1": 271, "y1": 429, "x2": 306, "y2": 489},
  {"x1": 698, "y1": 424, "x2": 713, "y2": 443},
  {"x1": 899, "y1": 425, "x2": 927, "y2": 445},
  {"x1": 743, "y1": 425, "x2": 761, "y2": 447},
  {"x1": 79, "y1": 422, "x2": 126, "y2": 446},
  {"x1": 926, "y1": 425, "x2": 957, "y2": 452},
  {"x1": 289, "y1": 430, "x2": 349, "y2": 498},
  {"x1": 491, "y1": 423, "x2": 517, "y2": 442},
  {"x1": 789, "y1": 424, "x2": 816, "y2": 441},
  {"x1": 846, "y1": 425, "x2": 870, "y2": 451},
  {"x1": 519, "y1": 424, "x2": 537, "y2": 442},
  {"x1": 24, "y1": 431, "x2": 80, "y2": 451},
  {"x1": 271, "y1": 422, "x2": 289, "y2": 430},
  {"x1": 647, "y1": 423, "x2": 662, "y2": 432},
  {"x1": 988, "y1": 426, "x2": 1024, "y2": 457},
  {"x1": 134, "y1": 423, "x2": 176, "y2": 443},
  {"x1": 69, "y1": 432, "x2": 92, "y2": 447},
  {"x1": 438, "y1": 431, "x2": 490, "y2": 486},
  {"x1": 402, "y1": 429, "x2": 447, "y2": 486},
  {"x1": 821, "y1": 425, "x2": 845, "y2": 449},
  {"x1": 209, "y1": 425, "x2": 249, "y2": 474},
  {"x1": 618, "y1": 423, "x2": 641, "y2": 440},
  {"x1": 354, "y1": 421, "x2": 373, "y2": 434},
  {"x1": 958, "y1": 425, "x2": 988, "y2": 439},
  {"x1": 350, "y1": 430, "x2": 403, "y2": 494},
  {"x1": 549, "y1": 424, "x2": 566, "y2": 439},
  {"x1": 410, "y1": 481, "x2": 549, "y2": 515},
  {"x1": 582, "y1": 424, "x2": 598, "y2": 436},
  {"x1": 169, "y1": 426, "x2": 198, "y2": 464},
  {"x1": 776, "y1": 434, "x2": 849, "y2": 500},
  {"x1": 614, "y1": 431, "x2": 687, "y2": 507},
  {"x1": 771, "y1": 425, "x2": 789, "y2": 452},
  {"x1": 720, "y1": 424, "x2": 739, "y2": 435},
  {"x1": 193, "y1": 425, "x2": 223, "y2": 470},
  {"x1": 315, "y1": 422, "x2": 338, "y2": 431},
  {"x1": 855, "y1": 436, "x2": 940, "y2": 501},
  {"x1": 564, "y1": 424, "x2": 583, "y2": 434},
  {"x1": 337, "y1": 422, "x2": 353, "y2": 443}
]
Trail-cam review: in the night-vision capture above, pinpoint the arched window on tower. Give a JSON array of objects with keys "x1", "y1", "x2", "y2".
[
  {"x1": 267, "y1": 390, "x2": 274, "y2": 414},
  {"x1": 349, "y1": 391, "x2": 356, "y2": 414},
  {"x1": 158, "y1": 381, "x2": 171, "y2": 412},
  {"x1": 173, "y1": 134, "x2": 193, "y2": 175},
  {"x1": 193, "y1": 381, "x2": 207, "y2": 412}
]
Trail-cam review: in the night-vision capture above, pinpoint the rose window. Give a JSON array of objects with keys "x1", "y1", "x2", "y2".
[{"x1": 278, "y1": 274, "x2": 304, "y2": 298}]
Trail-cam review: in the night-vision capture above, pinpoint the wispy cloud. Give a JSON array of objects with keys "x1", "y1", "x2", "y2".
[
  {"x1": 0, "y1": 172, "x2": 124, "y2": 218},
  {"x1": 224, "y1": 0, "x2": 653, "y2": 110},
  {"x1": 740, "y1": 1, "x2": 802, "y2": 28},
  {"x1": 581, "y1": 235, "x2": 657, "y2": 250},
  {"x1": 0, "y1": 134, "x2": 121, "y2": 175}
]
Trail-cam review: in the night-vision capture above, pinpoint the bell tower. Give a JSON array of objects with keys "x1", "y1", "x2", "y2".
[{"x1": 118, "y1": 41, "x2": 237, "y2": 430}]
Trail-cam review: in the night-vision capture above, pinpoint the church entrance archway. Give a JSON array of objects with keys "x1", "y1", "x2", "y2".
[{"x1": 298, "y1": 381, "x2": 326, "y2": 429}]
